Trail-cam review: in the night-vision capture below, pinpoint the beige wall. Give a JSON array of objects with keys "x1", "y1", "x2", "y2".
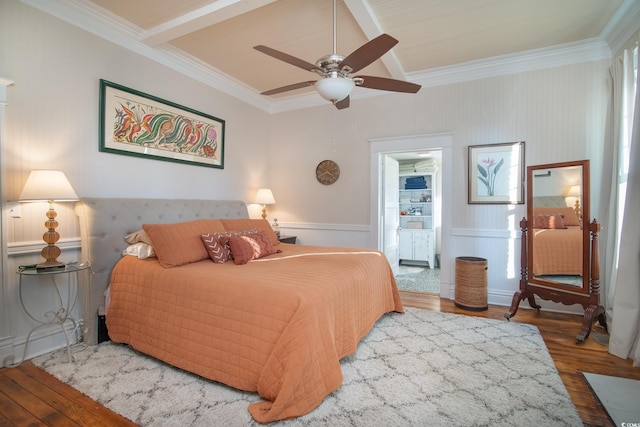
[
  {"x1": 1, "y1": 0, "x2": 273, "y2": 245},
  {"x1": 267, "y1": 63, "x2": 609, "y2": 228}
]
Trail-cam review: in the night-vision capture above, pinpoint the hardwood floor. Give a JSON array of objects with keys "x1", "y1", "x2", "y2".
[{"x1": 1, "y1": 292, "x2": 638, "y2": 426}]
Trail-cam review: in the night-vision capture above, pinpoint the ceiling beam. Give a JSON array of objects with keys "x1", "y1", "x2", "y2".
[
  {"x1": 141, "y1": 0, "x2": 278, "y2": 47},
  {"x1": 343, "y1": 0, "x2": 406, "y2": 79}
]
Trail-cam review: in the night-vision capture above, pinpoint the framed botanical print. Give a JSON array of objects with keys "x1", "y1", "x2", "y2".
[{"x1": 468, "y1": 141, "x2": 525, "y2": 204}]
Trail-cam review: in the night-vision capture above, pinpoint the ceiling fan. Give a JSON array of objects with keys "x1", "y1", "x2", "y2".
[{"x1": 253, "y1": 0, "x2": 421, "y2": 109}]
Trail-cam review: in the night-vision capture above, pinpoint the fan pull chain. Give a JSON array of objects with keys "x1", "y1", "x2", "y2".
[{"x1": 331, "y1": 108, "x2": 337, "y2": 153}]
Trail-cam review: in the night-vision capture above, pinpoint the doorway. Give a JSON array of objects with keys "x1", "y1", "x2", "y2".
[
  {"x1": 369, "y1": 133, "x2": 454, "y2": 299},
  {"x1": 391, "y1": 151, "x2": 442, "y2": 294}
]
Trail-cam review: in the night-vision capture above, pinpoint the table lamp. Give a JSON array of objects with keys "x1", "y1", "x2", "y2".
[
  {"x1": 19, "y1": 170, "x2": 79, "y2": 270},
  {"x1": 564, "y1": 184, "x2": 581, "y2": 218},
  {"x1": 254, "y1": 188, "x2": 275, "y2": 220}
]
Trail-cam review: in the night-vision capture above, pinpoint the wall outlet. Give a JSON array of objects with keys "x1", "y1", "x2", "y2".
[{"x1": 7, "y1": 202, "x2": 21, "y2": 218}]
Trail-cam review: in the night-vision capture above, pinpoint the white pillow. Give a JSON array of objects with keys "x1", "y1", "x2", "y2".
[{"x1": 122, "y1": 242, "x2": 156, "y2": 259}]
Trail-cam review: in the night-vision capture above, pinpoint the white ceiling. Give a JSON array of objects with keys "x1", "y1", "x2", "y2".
[{"x1": 24, "y1": 0, "x2": 639, "y2": 112}]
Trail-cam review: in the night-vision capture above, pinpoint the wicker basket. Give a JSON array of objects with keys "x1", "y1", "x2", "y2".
[{"x1": 454, "y1": 257, "x2": 488, "y2": 311}]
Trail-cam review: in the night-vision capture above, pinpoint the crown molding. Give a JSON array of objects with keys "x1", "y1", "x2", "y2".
[
  {"x1": 21, "y1": 0, "x2": 272, "y2": 112},
  {"x1": 21, "y1": 0, "x2": 620, "y2": 114},
  {"x1": 343, "y1": 0, "x2": 406, "y2": 80},
  {"x1": 600, "y1": 0, "x2": 640, "y2": 55},
  {"x1": 407, "y1": 38, "x2": 611, "y2": 90},
  {"x1": 276, "y1": 39, "x2": 612, "y2": 113}
]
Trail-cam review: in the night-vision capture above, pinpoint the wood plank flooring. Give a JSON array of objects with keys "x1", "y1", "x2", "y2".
[{"x1": 1, "y1": 291, "x2": 638, "y2": 426}]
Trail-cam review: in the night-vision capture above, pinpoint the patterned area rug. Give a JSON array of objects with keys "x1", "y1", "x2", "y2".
[
  {"x1": 32, "y1": 308, "x2": 581, "y2": 426},
  {"x1": 395, "y1": 266, "x2": 440, "y2": 293}
]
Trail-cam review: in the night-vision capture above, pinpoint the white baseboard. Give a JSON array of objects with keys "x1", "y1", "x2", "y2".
[{"x1": 2, "y1": 320, "x2": 82, "y2": 367}]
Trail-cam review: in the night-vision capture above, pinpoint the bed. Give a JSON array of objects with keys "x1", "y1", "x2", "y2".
[
  {"x1": 530, "y1": 204, "x2": 583, "y2": 277},
  {"x1": 75, "y1": 198, "x2": 403, "y2": 422}
]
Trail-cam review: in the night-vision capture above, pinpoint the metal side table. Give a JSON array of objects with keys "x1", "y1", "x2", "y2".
[{"x1": 6, "y1": 262, "x2": 90, "y2": 367}]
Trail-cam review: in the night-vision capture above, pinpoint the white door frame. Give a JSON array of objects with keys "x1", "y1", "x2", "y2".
[
  {"x1": 1, "y1": 78, "x2": 15, "y2": 352},
  {"x1": 369, "y1": 132, "x2": 454, "y2": 298},
  {"x1": 382, "y1": 155, "x2": 400, "y2": 273}
]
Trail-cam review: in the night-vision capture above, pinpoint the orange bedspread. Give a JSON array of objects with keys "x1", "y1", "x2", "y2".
[
  {"x1": 532, "y1": 226, "x2": 583, "y2": 276},
  {"x1": 106, "y1": 243, "x2": 403, "y2": 422}
]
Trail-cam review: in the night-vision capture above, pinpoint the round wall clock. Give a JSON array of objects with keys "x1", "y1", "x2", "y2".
[{"x1": 315, "y1": 160, "x2": 340, "y2": 185}]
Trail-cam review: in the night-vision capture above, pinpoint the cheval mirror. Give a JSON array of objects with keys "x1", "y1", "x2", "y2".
[{"x1": 504, "y1": 159, "x2": 607, "y2": 343}]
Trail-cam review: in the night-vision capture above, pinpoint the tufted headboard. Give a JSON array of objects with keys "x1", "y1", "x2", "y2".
[
  {"x1": 532, "y1": 196, "x2": 566, "y2": 208},
  {"x1": 74, "y1": 198, "x2": 249, "y2": 344}
]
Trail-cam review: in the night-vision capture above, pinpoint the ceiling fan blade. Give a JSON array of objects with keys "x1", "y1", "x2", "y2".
[
  {"x1": 339, "y1": 34, "x2": 398, "y2": 73},
  {"x1": 334, "y1": 96, "x2": 350, "y2": 110},
  {"x1": 260, "y1": 81, "x2": 317, "y2": 96},
  {"x1": 254, "y1": 45, "x2": 321, "y2": 72},
  {"x1": 356, "y1": 75, "x2": 421, "y2": 93}
]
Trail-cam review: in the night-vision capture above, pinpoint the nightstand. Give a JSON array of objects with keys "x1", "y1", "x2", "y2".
[
  {"x1": 278, "y1": 236, "x2": 297, "y2": 244},
  {"x1": 7, "y1": 262, "x2": 90, "y2": 367}
]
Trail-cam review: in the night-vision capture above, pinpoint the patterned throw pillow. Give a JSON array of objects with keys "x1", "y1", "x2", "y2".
[
  {"x1": 532, "y1": 214, "x2": 566, "y2": 229},
  {"x1": 200, "y1": 233, "x2": 227, "y2": 263},
  {"x1": 220, "y1": 218, "x2": 280, "y2": 246},
  {"x1": 201, "y1": 229, "x2": 258, "y2": 263},
  {"x1": 226, "y1": 231, "x2": 281, "y2": 265},
  {"x1": 533, "y1": 207, "x2": 580, "y2": 226}
]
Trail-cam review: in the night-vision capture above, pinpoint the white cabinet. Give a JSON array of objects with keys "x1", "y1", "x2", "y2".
[
  {"x1": 399, "y1": 173, "x2": 436, "y2": 268},
  {"x1": 399, "y1": 229, "x2": 435, "y2": 269}
]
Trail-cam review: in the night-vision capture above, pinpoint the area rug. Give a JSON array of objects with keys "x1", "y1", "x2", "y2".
[
  {"x1": 32, "y1": 308, "x2": 581, "y2": 426},
  {"x1": 583, "y1": 372, "x2": 640, "y2": 426},
  {"x1": 395, "y1": 266, "x2": 440, "y2": 293}
]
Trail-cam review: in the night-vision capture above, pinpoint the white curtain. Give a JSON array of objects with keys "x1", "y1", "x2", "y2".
[{"x1": 604, "y1": 39, "x2": 640, "y2": 367}]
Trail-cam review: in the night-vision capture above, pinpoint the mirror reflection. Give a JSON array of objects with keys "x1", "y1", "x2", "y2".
[
  {"x1": 509, "y1": 159, "x2": 604, "y2": 342},
  {"x1": 529, "y1": 164, "x2": 586, "y2": 288}
]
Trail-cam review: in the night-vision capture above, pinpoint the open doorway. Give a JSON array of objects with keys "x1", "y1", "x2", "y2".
[
  {"x1": 369, "y1": 133, "x2": 454, "y2": 299},
  {"x1": 389, "y1": 151, "x2": 442, "y2": 294}
]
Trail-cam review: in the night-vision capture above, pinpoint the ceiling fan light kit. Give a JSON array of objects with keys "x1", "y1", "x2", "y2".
[
  {"x1": 314, "y1": 76, "x2": 355, "y2": 102},
  {"x1": 253, "y1": 0, "x2": 421, "y2": 109}
]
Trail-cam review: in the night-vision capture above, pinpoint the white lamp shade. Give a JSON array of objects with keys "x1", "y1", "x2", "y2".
[
  {"x1": 314, "y1": 77, "x2": 355, "y2": 102},
  {"x1": 563, "y1": 185, "x2": 581, "y2": 197},
  {"x1": 254, "y1": 188, "x2": 276, "y2": 205},
  {"x1": 19, "y1": 170, "x2": 79, "y2": 202}
]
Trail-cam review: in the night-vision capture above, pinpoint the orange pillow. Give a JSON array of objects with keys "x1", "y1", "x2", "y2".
[
  {"x1": 220, "y1": 219, "x2": 279, "y2": 246},
  {"x1": 225, "y1": 231, "x2": 281, "y2": 265},
  {"x1": 142, "y1": 219, "x2": 225, "y2": 267}
]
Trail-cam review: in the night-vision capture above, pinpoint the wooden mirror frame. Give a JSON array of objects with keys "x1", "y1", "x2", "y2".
[{"x1": 504, "y1": 160, "x2": 607, "y2": 343}]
